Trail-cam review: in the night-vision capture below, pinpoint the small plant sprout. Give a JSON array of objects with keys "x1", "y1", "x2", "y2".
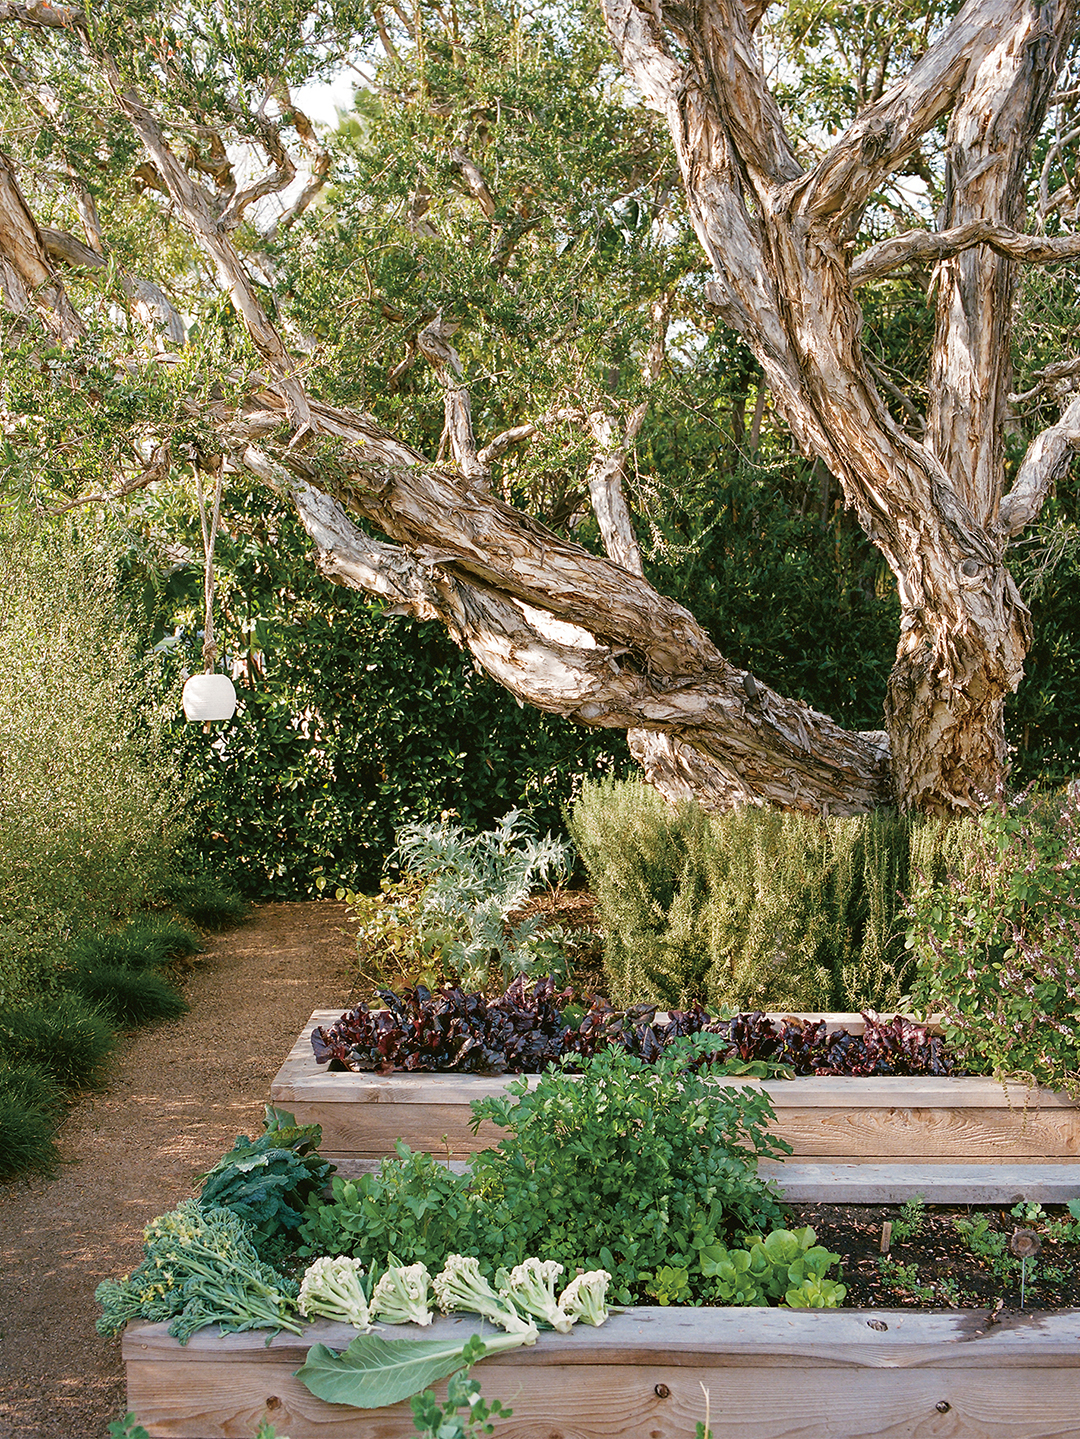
[
  {"x1": 298, "y1": 1257, "x2": 372, "y2": 1330},
  {"x1": 371, "y1": 1262, "x2": 434, "y2": 1326},
  {"x1": 497, "y1": 1259, "x2": 573, "y2": 1333},
  {"x1": 433, "y1": 1255, "x2": 537, "y2": 1338},
  {"x1": 557, "y1": 1270, "x2": 612, "y2": 1327}
]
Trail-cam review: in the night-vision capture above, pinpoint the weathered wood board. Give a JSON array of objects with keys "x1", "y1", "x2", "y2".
[
  {"x1": 124, "y1": 1308, "x2": 1080, "y2": 1439},
  {"x1": 272, "y1": 1012, "x2": 1080, "y2": 1166}
]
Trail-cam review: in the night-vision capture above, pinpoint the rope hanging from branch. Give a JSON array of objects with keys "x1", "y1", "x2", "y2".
[{"x1": 194, "y1": 464, "x2": 225, "y2": 674}]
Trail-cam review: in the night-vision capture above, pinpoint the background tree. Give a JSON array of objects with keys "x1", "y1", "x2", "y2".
[{"x1": 0, "y1": 0, "x2": 1077, "y2": 822}]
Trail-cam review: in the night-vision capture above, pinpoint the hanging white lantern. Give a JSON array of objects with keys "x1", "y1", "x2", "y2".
[
  {"x1": 184, "y1": 462, "x2": 238, "y2": 725},
  {"x1": 182, "y1": 671, "x2": 237, "y2": 722}
]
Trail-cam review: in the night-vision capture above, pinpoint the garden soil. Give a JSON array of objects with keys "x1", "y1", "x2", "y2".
[{"x1": 0, "y1": 902, "x2": 357, "y2": 1439}]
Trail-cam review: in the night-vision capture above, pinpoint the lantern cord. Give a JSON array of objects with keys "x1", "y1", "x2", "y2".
[{"x1": 194, "y1": 465, "x2": 225, "y2": 674}]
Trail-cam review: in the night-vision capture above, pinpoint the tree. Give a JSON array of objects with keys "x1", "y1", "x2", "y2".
[{"x1": 0, "y1": 0, "x2": 1078, "y2": 815}]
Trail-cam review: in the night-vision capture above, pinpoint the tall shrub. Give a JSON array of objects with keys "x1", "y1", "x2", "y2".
[
  {"x1": 0, "y1": 529, "x2": 187, "y2": 1004},
  {"x1": 569, "y1": 779, "x2": 961, "y2": 1012}
]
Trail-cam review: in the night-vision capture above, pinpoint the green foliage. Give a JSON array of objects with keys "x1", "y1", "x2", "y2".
[
  {"x1": 0, "y1": 992, "x2": 116, "y2": 1091},
  {"x1": 66, "y1": 963, "x2": 189, "y2": 1026},
  {"x1": 0, "y1": 530, "x2": 189, "y2": 1006},
  {"x1": 646, "y1": 454, "x2": 900, "y2": 733},
  {"x1": 107, "y1": 1414, "x2": 152, "y2": 1439},
  {"x1": 298, "y1": 1328, "x2": 530, "y2": 1412},
  {"x1": 0, "y1": 1059, "x2": 66, "y2": 1117},
  {"x1": 299, "y1": 1049, "x2": 812, "y2": 1307},
  {"x1": 347, "y1": 810, "x2": 576, "y2": 986},
  {"x1": 161, "y1": 865, "x2": 249, "y2": 930},
  {"x1": 569, "y1": 778, "x2": 967, "y2": 1011},
  {"x1": 0, "y1": 1093, "x2": 60, "y2": 1180},
  {"x1": 466, "y1": 1046, "x2": 790, "y2": 1304},
  {"x1": 890, "y1": 1195, "x2": 927, "y2": 1244},
  {"x1": 95, "y1": 1199, "x2": 302, "y2": 1344},
  {"x1": 299, "y1": 1144, "x2": 473, "y2": 1273},
  {"x1": 158, "y1": 485, "x2": 627, "y2": 900},
  {"x1": 198, "y1": 1107, "x2": 336, "y2": 1259},
  {"x1": 907, "y1": 791, "x2": 1080, "y2": 1091},
  {"x1": 411, "y1": 1362, "x2": 512, "y2": 1439},
  {"x1": 70, "y1": 918, "x2": 203, "y2": 972}
]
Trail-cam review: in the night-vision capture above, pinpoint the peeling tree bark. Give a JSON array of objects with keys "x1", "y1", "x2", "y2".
[
  {"x1": 2, "y1": 0, "x2": 1079, "y2": 816},
  {"x1": 601, "y1": 0, "x2": 1079, "y2": 813}
]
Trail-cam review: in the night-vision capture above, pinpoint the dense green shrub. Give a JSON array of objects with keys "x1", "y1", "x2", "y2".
[
  {"x1": 70, "y1": 919, "x2": 203, "y2": 973},
  {"x1": 0, "y1": 530, "x2": 189, "y2": 1006},
  {"x1": 0, "y1": 1094, "x2": 59, "y2": 1180},
  {"x1": 569, "y1": 778, "x2": 969, "y2": 1012},
  {"x1": 908, "y1": 791, "x2": 1080, "y2": 1091},
  {"x1": 161, "y1": 866, "x2": 249, "y2": 930},
  {"x1": 67, "y1": 964, "x2": 189, "y2": 1027},
  {"x1": 151, "y1": 484, "x2": 628, "y2": 900},
  {"x1": 0, "y1": 992, "x2": 116, "y2": 1091},
  {"x1": 0, "y1": 1059, "x2": 66, "y2": 1116}
]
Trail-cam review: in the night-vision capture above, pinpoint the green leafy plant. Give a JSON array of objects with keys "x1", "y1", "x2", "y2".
[
  {"x1": 299, "y1": 1143, "x2": 472, "y2": 1271},
  {"x1": 876, "y1": 1257, "x2": 937, "y2": 1303},
  {"x1": 107, "y1": 1415, "x2": 152, "y2": 1439},
  {"x1": 570, "y1": 778, "x2": 965, "y2": 1012},
  {"x1": 95, "y1": 1200, "x2": 302, "y2": 1344},
  {"x1": 907, "y1": 789, "x2": 1080, "y2": 1092},
  {"x1": 297, "y1": 1329, "x2": 529, "y2": 1411},
  {"x1": 466, "y1": 1046, "x2": 790, "y2": 1303},
  {"x1": 952, "y1": 1214, "x2": 1015, "y2": 1278},
  {"x1": 1045, "y1": 1199, "x2": 1080, "y2": 1244},
  {"x1": 198, "y1": 1107, "x2": 335, "y2": 1260},
  {"x1": 891, "y1": 1195, "x2": 927, "y2": 1244},
  {"x1": 411, "y1": 1363, "x2": 512, "y2": 1439},
  {"x1": 345, "y1": 810, "x2": 576, "y2": 987}
]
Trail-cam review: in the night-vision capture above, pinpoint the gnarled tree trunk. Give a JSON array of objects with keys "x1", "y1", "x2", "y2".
[{"x1": 2, "y1": 0, "x2": 1079, "y2": 814}]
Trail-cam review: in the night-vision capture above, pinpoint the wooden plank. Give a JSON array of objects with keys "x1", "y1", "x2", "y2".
[
  {"x1": 757, "y1": 1161, "x2": 1080, "y2": 1203},
  {"x1": 124, "y1": 1312, "x2": 1080, "y2": 1439},
  {"x1": 272, "y1": 1012, "x2": 1080, "y2": 1166},
  {"x1": 324, "y1": 1158, "x2": 1080, "y2": 1204},
  {"x1": 123, "y1": 1308, "x2": 1080, "y2": 1365},
  {"x1": 768, "y1": 1105, "x2": 1080, "y2": 1159},
  {"x1": 303, "y1": 1100, "x2": 1080, "y2": 1163}
]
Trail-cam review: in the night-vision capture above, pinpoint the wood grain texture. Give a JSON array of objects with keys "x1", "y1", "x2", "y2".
[
  {"x1": 272, "y1": 1012, "x2": 1080, "y2": 1164},
  {"x1": 124, "y1": 1311, "x2": 1080, "y2": 1438}
]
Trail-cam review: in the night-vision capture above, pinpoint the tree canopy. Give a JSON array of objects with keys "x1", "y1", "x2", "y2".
[{"x1": 1, "y1": 0, "x2": 1078, "y2": 816}]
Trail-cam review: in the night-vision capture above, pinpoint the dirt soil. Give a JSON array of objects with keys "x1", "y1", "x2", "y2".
[{"x1": 0, "y1": 902, "x2": 358, "y2": 1439}]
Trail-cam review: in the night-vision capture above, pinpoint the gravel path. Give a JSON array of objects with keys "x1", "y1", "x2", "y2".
[{"x1": 0, "y1": 902, "x2": 356, "y2": 1439}]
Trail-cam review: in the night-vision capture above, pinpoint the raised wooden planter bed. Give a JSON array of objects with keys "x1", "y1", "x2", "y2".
[
  {"x1": 272, "y1": 1011, "x2": 1080, "y2": 1172},
  {"x1": 124, "y1": 1308, "x2": 1080, "y2": 1439}
]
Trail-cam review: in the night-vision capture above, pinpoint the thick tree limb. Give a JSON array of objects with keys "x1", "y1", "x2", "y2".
[
  {"x1": 0, "y1": 148, "x2": 85, "y2": 345},
  {"x1": 794, "y1": 0, "x2": 1019, "y2": 228},
  {"x1": 998, "y1": 394, "x2": 1080, "y2": 536},
  {"x1": 851, "y1": 220, "x2": 1080, "y2": 287}
]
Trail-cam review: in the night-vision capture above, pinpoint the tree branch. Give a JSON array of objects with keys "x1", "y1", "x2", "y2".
[
  {"x1": 794, "y1": 0, "x2": 1018, "y2": 227},
  {"x1": 0, "y1": 148, "x2": 85, "y2": 345},
  {"x1": 998, "y1": 393, "x2": 1080, "y2": 537},
  {"x1": 41, "y1": 226, "x2": 187, "y2": 346},
  {"x1": 851, "y1": 218, "x2": 1080, "y2": 287},
  {"x1": 1010, "y1": 356, "x2": 1080, "y2": 407}
]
